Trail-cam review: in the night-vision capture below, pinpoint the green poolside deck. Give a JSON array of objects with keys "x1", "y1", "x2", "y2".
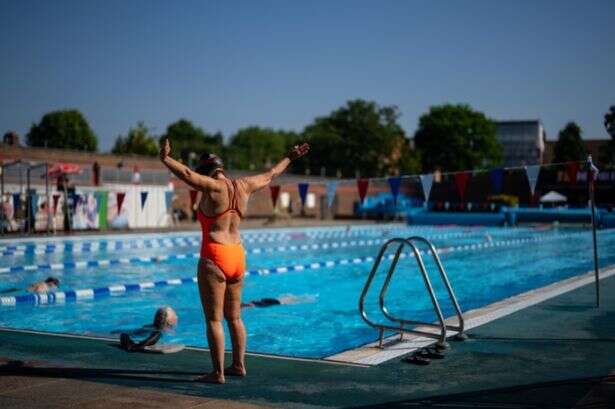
[{"x1": 1, "y1": 273, "x2": 615, "y2": 408}]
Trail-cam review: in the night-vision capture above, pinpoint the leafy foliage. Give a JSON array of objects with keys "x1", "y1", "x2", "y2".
[
  {"x1": 553, "y1": 122, "x2": 586, "y2": 163},
  {"x1": 413, "y1": 104, "x2": 502, "y2": 172},
  {"x1": 111, "y1": 122, "x2": 158, "y2": 156},
  {"x1": 27, "y1": 109, "x2": 98, "y2": 151},
  {"x1": 160, "y1": 119, "x2": 223, "y2": 164},
  {"x1": 226, "y1": 127, "x2": 299, "y2": 170},
  {"x1": 601, "y1": 105, "x2": 615, "y2": 165},
  {"x1": 299, "y1": 99, "x2": 415, "y2": 177}
]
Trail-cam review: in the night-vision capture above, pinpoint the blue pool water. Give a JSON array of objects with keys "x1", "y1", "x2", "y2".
[{"x1": 1, "y1": 224, "x2": 614, "y2": 358}]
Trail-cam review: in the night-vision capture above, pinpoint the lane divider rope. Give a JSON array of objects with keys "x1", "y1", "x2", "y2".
[
  {"x1": 0, "y1": 230, "x2": 523, "y2": 273},
  {"x1": 0, "y1": 230, "x2": 590, "y2": 307}
]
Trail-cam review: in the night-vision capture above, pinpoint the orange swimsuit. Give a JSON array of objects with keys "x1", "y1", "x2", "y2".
[{"x1": 197, "y1": 180, "x2": 246, "y2": 280}]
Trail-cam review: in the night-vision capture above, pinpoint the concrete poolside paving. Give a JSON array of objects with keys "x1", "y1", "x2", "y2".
[{"x1": 1, "y1": 274, "x2": 615, "y2": 408}]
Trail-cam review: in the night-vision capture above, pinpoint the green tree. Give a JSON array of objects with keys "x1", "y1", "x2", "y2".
[
  {"x1": 413, "y1": 104, "x2": 501, "y2": 172},
  {"x1": 160, "y1": 119, "x2": 223, "y2": 164},
  {"x1": 111, "y1": 122, "x2": 158, "y2": 156},
  {"x1": 226, "y1": 127, "x2": 299, "y2": 170},
  {"x1": 553, "y1": 122, "x2": 586, "y2": 163},
  {"x1": 601, "y1": 105, "x2": 615, "y2": 165},
  {"x1": 300, "y1": 99, "x2": 412, "y2": 177},
  {"x1": 27, "y1": 109, "x2": 98, "y2": 151}
]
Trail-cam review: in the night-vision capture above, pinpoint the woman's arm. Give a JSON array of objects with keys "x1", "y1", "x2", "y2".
[
  {"x1": 159, "y1": 138, "x2": 221, "y2": 192},
  {"x1": 243, "y1": 143, "x2": 309, "y2": 193}
]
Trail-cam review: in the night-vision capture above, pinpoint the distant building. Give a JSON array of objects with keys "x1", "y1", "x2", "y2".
[
  {"x1": 495, "y1": 120, "x2": 546, "y2": 167},
  {"x1": 543, "y1": 139, "x2": 609, "y2": 164}
]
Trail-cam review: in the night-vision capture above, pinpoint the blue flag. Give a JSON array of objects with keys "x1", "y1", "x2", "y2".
[
  {"x1": 165, "y1": 191, "x2": 174, "y2": 210},
  {"x1": 29, "y1": 192, "x2": 39, "y2": 218},
  {"x1": 298, "y1": 183, "x2": 309, "y2": 207},
  {"x1": 140, "y1": 191, "x2": 149, "y2": 210},
  {"x1": 387, "y1": 177, "x2": 401, "y2": 205},
  {"x1": 489, "y1": 169, "x2": 504, "y2": 194},
  {"x1": 12, "y1": 193, "x2": 21, "y2": 212},
  {"x1": 326, "y1": 182, "x2": 337, "y2": 208}
]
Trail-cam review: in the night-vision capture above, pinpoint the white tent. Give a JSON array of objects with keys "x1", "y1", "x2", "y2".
[{"x1": 540, "y1": 191, "x2": 567, "y2": 203}]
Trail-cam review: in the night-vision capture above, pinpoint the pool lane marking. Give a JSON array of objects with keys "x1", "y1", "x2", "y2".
[
  {"x1": 0, "y1": 225, "x2": 463, "y2": 255},
  {"x1": 0, "y1": 230, "x2": 591, "y2": 274},
  {"x1": 0, "y1": 231, "x2": 591, "y2": 306}
]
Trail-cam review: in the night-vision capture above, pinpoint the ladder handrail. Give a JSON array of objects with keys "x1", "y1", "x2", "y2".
[{"x1": 358, "y1": 236, "x2": 464, "y2": 348}]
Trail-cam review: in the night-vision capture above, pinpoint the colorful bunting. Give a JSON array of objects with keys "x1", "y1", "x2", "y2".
[
  {"x1": 357, "y1": 179, "x2": 369, "y2": 204},
  {"x1": 326, "y1": 182, "x2": 337, "y2": 208},
  {"x1": 387, "y1": 177, "x2": 401, "y2": 205},
  {"x1": 566, "y1": 162, "x2": 579, "y2": 184},
  {"x1": 269, "y1": 185, "x2": 281, "y2": 208},
  {"x1": 489, "y1": 169, "x2": 504, "y2": 194},
  {"x1": 140, "y1": 191, "x2": 149, "y2": 210},
  {"x1": 419, "y1": 174, "x2": 433, "y2": 202},
  {"x1": 116, "y1": 192, "x2": 126, "y2": 214},
  {"x1": 454, "y1": 172, "x2": 471, "y2": 202},
  {"x1": 298, "y1": 183, "x2": 309, "y2": 207},
  {"x1": 525, "y1": 165, "x2": 541, "y2": 195}
]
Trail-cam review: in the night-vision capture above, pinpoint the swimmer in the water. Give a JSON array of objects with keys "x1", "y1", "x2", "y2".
[
  {"x1": 485, "y1": 233, "x2": 493, "y2": 244},
  {"x1": 241, "y1": 295, "x2": 314, "y2": 308},
  {"x1": 160, "y1": 137, "x2": 309, "y2": 383},
  {"x1": 119, "y1": 306, "x2": 179, "y2": 352},
  {"x1": 1, "y1": 277, "x2": 62, "y2": 294}
]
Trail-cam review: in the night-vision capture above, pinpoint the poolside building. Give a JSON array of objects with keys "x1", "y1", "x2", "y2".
[{"x1": 495, "y1": 120, "x2": 547, "y2": 167}]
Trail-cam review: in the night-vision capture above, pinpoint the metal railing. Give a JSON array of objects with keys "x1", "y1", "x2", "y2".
[{"x1": 359, "y1": 237, "x2": 465, "y2": 349}]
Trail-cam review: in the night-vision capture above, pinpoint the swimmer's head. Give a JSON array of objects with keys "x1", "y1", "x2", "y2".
[
  {"x1": 195, "y1": 152, "x2": 224, "y2": 178},
  {"x1": 153, "y1": 306, "x2": 178, "y2": 330},
  {"x1": 45, "y1": 277, "x2": 60, "y2": 287}
]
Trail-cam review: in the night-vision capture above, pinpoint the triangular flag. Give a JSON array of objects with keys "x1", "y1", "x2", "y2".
[
  {"x1": 189, "y1": 190, "x2": 198, "y2": 207},
  {"x1": 97, "y1": 191, "x2": 108, "y2": 230},
  {"x1": 52, "y1": 194, "x2": 61, "y2": 216},
  {"x1": 357, "y1": 179, "x2": 369, "y2": 204},
  {"x1": 419, "y1": 174, "x2": 433, "y2": 202},
  {"x1": 12, "y1": 193, "x2": 21, "y2": 212},
  {"x1": 525, "y1": 165, "x2": 541, "y2": 195},
  {"x1": 388, "y1": 177, "x2": 401, "y2": 205},
  {"x1": 489, "y1": 169, "x2": 504, "y2": 194},
  {"x1": 116, "y1": 192, "x2": 126, "y2": 214},
  {"x1": 269, "y1": 185, "x2": 281, "y2": 207},
  {"x1": 140, "y1": 191, "x2": 148, "y2": 210},
  {"x1": 326, "y1": 182, "x2": 337, "y2": 208},
  {"x1": 298, "y1": 183, "x2": 309, "y2": 207},
  {"x1": 454, "y1": 172, "x2": 471, "y2": 202},
  {"x1": 566, "y1": 162, "x2": 580, "y2": 184}
]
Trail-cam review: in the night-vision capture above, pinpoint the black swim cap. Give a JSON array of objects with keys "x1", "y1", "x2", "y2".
[{"x1": 195, "y1": 153, "x2": 224, "y2": 177}]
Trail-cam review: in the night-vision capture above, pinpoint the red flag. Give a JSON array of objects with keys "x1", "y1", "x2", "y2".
[
  {"x1": 270, "y1": 185, "x2": 281, "y2": 207},
  {"x1": 117, "y1": 192, "x2": 126, "y2": 214},
  {"x1": 566, "y1": 162, "x2": 580, "y2": 184},
  {"x1": 189, "y1": 190, "x2": 198, "y2": 207},
  {"x1": 454, "y1": 172, "x2": 471, "y2": 202},
  {"x1": 52, "y1": 194, "x2": 61, "y2": 215},
  {"x1": 357, "y1": 179, "x2": 369, "y2": 204}
]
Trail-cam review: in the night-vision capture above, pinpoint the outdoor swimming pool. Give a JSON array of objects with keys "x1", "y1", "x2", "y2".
[{"x1": 1, "y1": 224, "x2": 614, "y2": 359}]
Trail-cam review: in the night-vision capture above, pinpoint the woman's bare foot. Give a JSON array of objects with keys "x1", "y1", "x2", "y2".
[
  {"x1": 195, "y1": 372, "x2": 225, "y2": 384},
  {"x1": 224, "y1": 364, "x2": 246, "y2": 377}
]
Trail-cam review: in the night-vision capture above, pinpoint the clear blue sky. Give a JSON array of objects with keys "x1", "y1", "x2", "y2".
[{"x1": 2, "y1": 0, "x2": 614, "y2": 151}]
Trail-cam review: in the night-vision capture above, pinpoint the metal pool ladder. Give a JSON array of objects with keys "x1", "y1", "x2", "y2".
[{"x1": 359, "y1": 236, "x2": 465, "y2": 349}]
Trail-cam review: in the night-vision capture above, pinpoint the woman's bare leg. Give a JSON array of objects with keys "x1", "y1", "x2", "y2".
[
  {"x1": 224, "y1": 276, "x2": 246, "y2": 376},
  {"x1": 197, "y1": 259, "x2": 226, "y2": 384}
]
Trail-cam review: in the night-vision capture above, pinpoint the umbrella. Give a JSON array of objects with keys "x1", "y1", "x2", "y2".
[
  {"x1": 47, "y1": 163, "x2": 82, "y2": 178},
  {"x1": 540, "y1": 191, "x2": 567, "y2": 203}
]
